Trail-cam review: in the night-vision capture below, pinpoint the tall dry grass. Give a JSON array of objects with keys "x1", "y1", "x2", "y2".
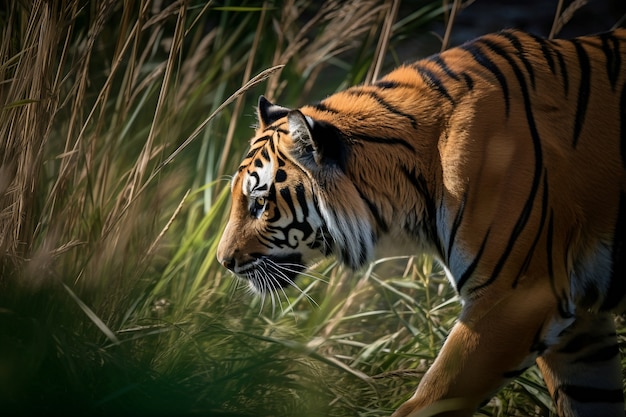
[{"x1": 1, "y1": 1, "x2": 65, "y2": 272}]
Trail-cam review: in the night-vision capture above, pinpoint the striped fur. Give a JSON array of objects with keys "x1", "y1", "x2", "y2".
[{"x1": 217, "y1": 29, "x2": 626, "y2": 416}]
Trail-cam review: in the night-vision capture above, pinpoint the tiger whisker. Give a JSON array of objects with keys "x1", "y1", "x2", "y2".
[
  {"x1": 268, "y1": 271, "x2": 286, "y2": 317},
  {"x1": 264, "y1": 259, "x2": 319, "y2": 308},
  {"x1": 267, "y1": 264, "x2": 297, "y2": 315},
  {"x1": 250, "y1": 270, "x2": 267, "y2": 314},
  {"x1": 262, "y1": 269, "x2": 281, "y2": 317},
  {"x1": 261, "y1": 260, "x2": 295, "y2": 313},
  {"x1": 275, "y1": 262, "x2": 329, "y2": 284},
  {"x1": 253, "y1": 262, "x2": 288, "y2": 317}
]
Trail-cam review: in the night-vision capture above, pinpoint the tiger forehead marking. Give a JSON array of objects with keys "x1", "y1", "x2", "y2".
[
  {"x1": 240, "y1": 144, "x2": 275, "y2": 197},
  {"x1": 239, "y1": 122, "x2": 294, "y2": 181},
  {"x1": 217, "y1": 29, "x2": 626, "y2": 417}
]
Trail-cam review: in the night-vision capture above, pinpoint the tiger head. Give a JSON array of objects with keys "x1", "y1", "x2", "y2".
[{"x1": 216, "y1": 96, "x2": 376, "y2": 294}]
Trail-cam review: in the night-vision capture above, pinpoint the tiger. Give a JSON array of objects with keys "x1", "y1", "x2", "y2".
[{"x1": 216, "y1": 28, "x2": 626, "y2": 417}]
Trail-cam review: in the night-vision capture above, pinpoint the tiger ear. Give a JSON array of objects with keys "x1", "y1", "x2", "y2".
[
  {"x1": 258, "y1": 95, "x2": 290, "y2": 128},
  {"x1": 287, "y1": 110, "x2": 346, "y2": 169}
]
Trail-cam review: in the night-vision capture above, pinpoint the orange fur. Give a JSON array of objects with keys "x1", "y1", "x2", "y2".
[{"x1": 218, "y1": 29, "x2": 626, "y2": 416}]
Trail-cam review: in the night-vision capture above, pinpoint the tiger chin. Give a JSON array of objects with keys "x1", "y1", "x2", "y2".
[{"x1": 217, "y1": 29, "x2": 626, "y2": 417}]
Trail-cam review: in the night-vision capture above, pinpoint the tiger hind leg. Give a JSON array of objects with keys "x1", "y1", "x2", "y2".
[{"x1": 536, "y1": 311, "x2": 625, "y2": 417}]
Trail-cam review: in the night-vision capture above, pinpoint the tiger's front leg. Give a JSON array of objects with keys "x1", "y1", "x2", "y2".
[{"x1": 392, "y1": 281, "x2": 567, "y2": 417}]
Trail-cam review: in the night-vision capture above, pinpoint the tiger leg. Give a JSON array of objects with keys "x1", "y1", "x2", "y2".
[
  {"x1": 392, "y1": 282, "x2": 560, "y2": 417},
  {"x1": 536, "y1": 311, "x2": 625, "y2": 417}
]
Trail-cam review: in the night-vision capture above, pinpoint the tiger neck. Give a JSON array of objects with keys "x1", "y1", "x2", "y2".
[{"x1": 303, "y1": 84, "x2": 454, "y2": 257}]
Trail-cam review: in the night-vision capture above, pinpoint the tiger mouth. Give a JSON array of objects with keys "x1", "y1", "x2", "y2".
[{"x1": 239, "y1": 253, "x2": 306, "y2": 293}]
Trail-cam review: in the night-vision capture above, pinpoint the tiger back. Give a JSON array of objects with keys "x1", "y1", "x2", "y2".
[{"x1": 217, "y1": 29, "x2": 626, "y2": 417}]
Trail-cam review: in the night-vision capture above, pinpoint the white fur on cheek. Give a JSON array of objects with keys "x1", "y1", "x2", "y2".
[{"x1": 316, "y1": 188, "x2": 375, "y2": 270}]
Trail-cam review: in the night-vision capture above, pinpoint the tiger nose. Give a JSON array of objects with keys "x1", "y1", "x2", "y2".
[{"x1": 221, "y1": 257, "x2": 236, "y2": 271}]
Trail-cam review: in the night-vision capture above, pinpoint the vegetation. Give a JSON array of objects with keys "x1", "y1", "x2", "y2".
[{"x1": 0, "y1": 1, "x2": 620, "y2": 416}]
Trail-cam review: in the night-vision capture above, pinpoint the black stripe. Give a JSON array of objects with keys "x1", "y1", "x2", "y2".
[
  {"x1": 246, "y1": 137, "x2": 270, "y2": 159},
  {"x1": 559, "y1": 332, "x2": 593, "y2": 354},
  {"x1": 502, "y1": 366, "x2": 529, "y2": 379},
  {"x1": 374, "y1": 80, "x2": 398, "y2": 89},
  {"x1": 374, "y1": 80, "x2": 416, "y2": 90},
  {"x1": 456, "y1": 229, "x2": 490, "y2": 293},
  {"x1": 276, "y1": 149, "x2": 293, "y2": 167},
  {"x1": 265, "y1": 184, "x2": 280, "y2": 222},
  {"x1": 355, "y1": 187, "x2": 388, "y2": 233},
  {"x1": 280, "y1": 186, "x2": 295, "y2": 220},
  {"x1": 446, "y1": 191, "x2": 467, "y2": 262},
  {"x1": 252, "y1": 184, "x2": 268, "y2": 191},
  {"x1": 571, "y1": 39, "x2": 591, "y2": 148},
  {"x1": 461, "y1": 41, "x2": 511, "y2": 117},
  {"x1": 252, "y1": 134, "x2": 271, "y2": 146},
  {"x1": 557, "y1": 385, "x2": 624, "y2": 404},
  {"x1": 600, "y1": 32, "x2": 622, "y2": 91},
  {"x1": 429, "y1": 55, "x2": 460, "y2": 81},
  {"x1": 270, "y1": 136, "x2": 280, "y2": 154},
  {"x1": 546, "y1": 210, "x2": 572, "y2": 318},
  {"x1": 512, "y1": 170, "x2": 549, "y2": 288},
  {"x1": 461, "y1": 73, "x2": 474, "y2": 90},
  {"x1": 295, "y1": 183, "x2": 309, "y2": 218},
  {"x1": 312, "y1": 101, "x2": 340, "y2": 114},
  {"x1": 255, "y1": 234, "x2": 276, "y2": 249},
  {"x1": 346, "y1": 89, "x2": 419, "y2": 130},
  {"x1": 400, "y1": 167, "x2": 439, "y2": 250},
  {"x1": 574, "y1": 343, "x2": 620, "y2": 364},
  {"x1": 530, "y1": 326, "x2": 548, "y2": 355},
  {"x1": 601, "y1": 190, "x2": 626, "y2": 310},
  {"x1": 269, "y1": 186, "x2": 315, "y2": 246},
  {"x1": 352, "y1": 133, "x2": 415, "y2": 153},
  {"x1": 248, "y1": 171, "x2": 260, "y2": 189},
  {"x1": 412, "y1": 64, "x2": 455, "y2": 105},
  {"x1": 468, "y1": 37, "x2": 544, "y2": 295},
  {"x1": 274, "y1": 168, "x2": 287, "y2": 183},
  {"x1": 430, "y1": 55, "x2": 475, "y2": 91},
  {"x1": 499, "y1": 31, "x2": 536, "y2": 89},
  {"x1": 529, "y1": 32, "x2": 556, "y2": 75},
  {"x1": 552, "y1": 45, "x2": 570, "y2": 97},
  {"x1": 266, "y1": 125, "x2": 289, "y2": 136},
  {"x1": 620, "y1": 83, "x2": 626, "y2": 169}
]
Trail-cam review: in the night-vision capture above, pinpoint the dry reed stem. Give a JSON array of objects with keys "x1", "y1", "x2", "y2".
[
  {"x1": 158, "y1": 65, "x2": 287, "y2": 175},
  {"x1": 114, "y1": 0, "x2": 187, "y2": 236},
  {"x1": 441, "y1": 0, "x2": 461, "y2": 52},
  {"x1": 550, "y1": 0, "x2": 588, "y2": 38},
  {"x1": 0, "y1": 0, "x2": 211, "y2": 288},
  {"x1": 367, "y1": 0, "x2": 400, "y2": 84},
  {"x1": 266, "y1": 0, "x2": 387, "y2": 99},
  {"x1": 0, "y1": 1, "x2": 65, "y2": 267},
  {"x1": 217, "y1": 2, "x2": 269, "y2": 182}
]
